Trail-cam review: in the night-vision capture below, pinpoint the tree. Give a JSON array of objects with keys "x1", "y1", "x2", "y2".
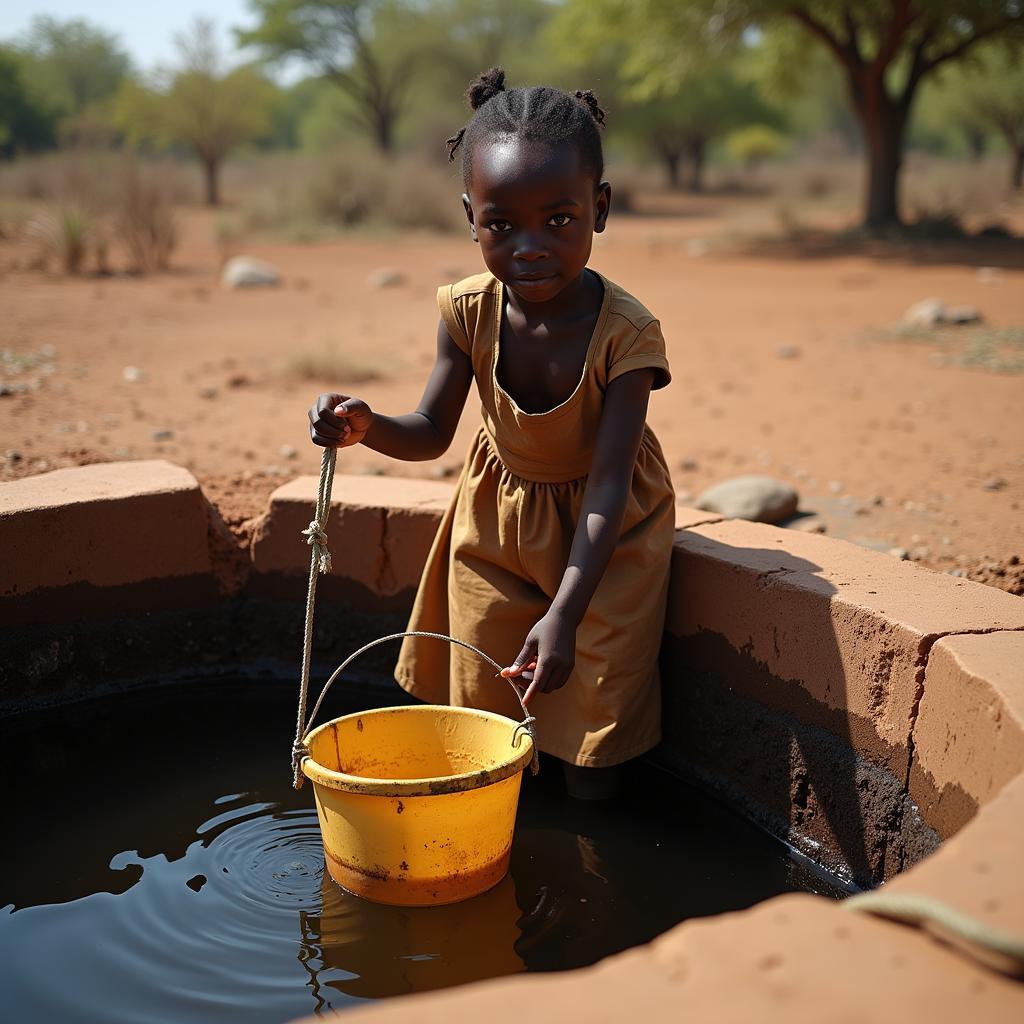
[
  {"x1": 952, "y1": 45, "x2": 1024, "y2": 189},
  {"x1": 0, "y1": 48, "x2": 58, "y2": 156},
  {"x1": 115, "y1": 19, "x2": 273, "y2": 206},
  {"x1": 15, "y1": 16, "x2": 132, "y2": 146},
  {"x1": 621, "y1": 66, "x2": 780, "y2": 190},
  {"x1": 566, "y1": 1, "x2": 1024, "y2": 231},
  {"x1": 238, "y1": 0, "x2": 421, "y2": 154}
]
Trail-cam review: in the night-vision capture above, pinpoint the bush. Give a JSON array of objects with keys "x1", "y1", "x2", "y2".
[
  {"x1": 114, "y1": 159, "x2": 178, "y2": 273},
  {"x1": 27, "y1": 204, "x2": 93, "y2": 273},
  {"x1": 725, "y1": 125, "x2": 789, "y2": 169}
]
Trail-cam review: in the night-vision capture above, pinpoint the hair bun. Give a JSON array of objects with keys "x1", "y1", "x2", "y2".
[
  {"x1": 574, "y1": 89, "x2": 606, "y2": 128},
  {"x1": 467, "y1": 66, "x2": 506, "y2": 110}
]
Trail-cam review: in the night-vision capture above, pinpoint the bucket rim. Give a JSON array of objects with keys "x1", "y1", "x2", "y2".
[{"x1": 300, "y1": 704, "x2": 535, "y2": 796}]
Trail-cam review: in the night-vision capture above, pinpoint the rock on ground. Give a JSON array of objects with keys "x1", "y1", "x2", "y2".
[
  {"x1": 695, "y1": 475, "x2": 799, "y2": 524},
  {"x1": 221, "y1": 257, "x2": 282, "y2": 289}
]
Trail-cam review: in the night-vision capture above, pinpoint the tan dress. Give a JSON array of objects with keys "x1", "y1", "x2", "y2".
[{"x1": 395, "y1": 270, "x2": 675, "y2": 767}]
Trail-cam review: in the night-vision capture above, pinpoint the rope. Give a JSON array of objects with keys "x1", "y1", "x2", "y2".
[
  {"x1": 292, "y1": 446, "x2": 337, "y2": 788},
  {"x1": 845, "y1": 891, "x2": 1024, "y2": 979},
  {"x1": 291, "y1": 449, "x2": 540, "y2": 788}
]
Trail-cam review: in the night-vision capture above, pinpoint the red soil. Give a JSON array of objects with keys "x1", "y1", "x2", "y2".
[{"x1": 2, "y1": 198, "x2": 1022, "y2": 594}]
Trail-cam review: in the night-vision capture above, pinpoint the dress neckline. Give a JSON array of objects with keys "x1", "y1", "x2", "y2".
[{"x1": 492, "y1": 269, "x2": 611, "y2": 419}]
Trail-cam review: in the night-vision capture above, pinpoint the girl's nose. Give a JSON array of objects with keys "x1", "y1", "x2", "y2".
[{"x1": 513, "y1": 235, "x2": 548, "y2": 261}]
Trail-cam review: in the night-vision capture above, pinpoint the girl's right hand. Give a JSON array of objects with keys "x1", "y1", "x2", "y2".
[{"x1": 308, "y1": 392, "x2": 374, "y2": 448}]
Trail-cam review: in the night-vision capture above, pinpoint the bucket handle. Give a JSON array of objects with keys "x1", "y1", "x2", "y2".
[{"x1": 295, "y1": 630, "x2": 540, "y2": 783}]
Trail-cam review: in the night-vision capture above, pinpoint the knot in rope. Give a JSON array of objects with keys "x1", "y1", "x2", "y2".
[{"x1": 301, "y1": 520, "x2": 332, "y2": 574}]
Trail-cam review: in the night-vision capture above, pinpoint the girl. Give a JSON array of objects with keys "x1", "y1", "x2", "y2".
[{"x1": 308, "y1": 67, "x2": 674, "y2": 800}]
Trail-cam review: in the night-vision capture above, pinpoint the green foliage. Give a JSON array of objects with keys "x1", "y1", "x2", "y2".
[
  {"x1": 726, "y1": 124, "x2": 788, "y2": 167},
  {"x1": 238, "y1": 0, "x2": 423, "y2": 152},
  {"x1": 0, "y1": 48, "x2": 58, "y2": 155}
]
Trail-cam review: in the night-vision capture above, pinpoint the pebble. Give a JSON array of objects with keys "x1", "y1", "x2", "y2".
[
  {"x1": 430, "y1": 464, "x2": 455, "y2": 478},
  {"x1": 279, "y1": 444, "x2": 298, "y2": 460},
  {"x1": 359, "y1": 465, "x2": 385, "y2": 476},
  {"x1": 113, "y1": 447, "x2": 132, "y2": 458},
  {"x1": 977, "y1": 266, "x2": 1003, "y2": 285},
  {"x1": 777, "y1": 345, "x2": 801, "y2": 359},
  {"x1": 151, "y1": 429, "x2": 174, "y2": 442},
  {"x1": 5, "y1": 450, "x2": 22, "y2": 462},
  {"x1": 679, "y1": 458, "x2": 699, "y2": 472},
  {"x1": 123, "y1": 366, "x2": 145, "y2": 383},
  {"x1": 948, "y1": 568, "x2": 966, "y2": 577},
  {"x1": 367, "y1": 268, "x2": 406, "y2": 288},
  {"x1": 982, "y1": 477, "x2": 1006, "y2": 491},
  {"x1": 198, "y1": 386, "x2": 218, "y2": 400},
  {"x1": 945, "y1": 305, "x2": 982, "y2": 325},
  {"x1": 828, "y1": 480, "x2": 844, "y2": 494},
  {"x1": 686, "y1": 238, "x2": 710, "y2": 258},
  {"x1": 221, "y1": 256, "x2": 282, "y2": 289},
  {"x1": 888, "y1": 547, "x2": 910, "y2": 560},
  {"x1": 903, "y1": 298, "x2": 945, "y2": 328}
]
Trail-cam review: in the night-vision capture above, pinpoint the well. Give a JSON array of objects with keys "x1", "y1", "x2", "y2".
[{"x1": 2, "y1": 460, "x2": 1022, "y2": 1022}]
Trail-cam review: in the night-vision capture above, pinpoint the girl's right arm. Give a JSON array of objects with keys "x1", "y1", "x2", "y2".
[{"x1": 308, "y1": 319, "x2": 473, "y2": 460}]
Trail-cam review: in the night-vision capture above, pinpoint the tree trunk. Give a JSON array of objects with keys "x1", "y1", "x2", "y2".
[
  {"x1": 374, "y1": 107, "x2": 394, "y2": 154},
  {"x1": 857, "y1": 88, "x2": 907, "y2": 231},
  {"x1": 965, "y1": 127, "x2": 986, "y2": 162},
  {"x1": 661, "y1": 150, "x2": 681, "y2": 189},
  {"x1": 1012, "y1": 145, "x2": 1023, "y2": 191},
  {"x1": 202, "y1": 157, "x2": 220, "y2": 207},
  {"x1": 685, "y1": 138, "x2": 706, "y2": 193}
]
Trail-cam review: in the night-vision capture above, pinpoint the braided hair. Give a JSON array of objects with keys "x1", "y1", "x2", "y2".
[{"x1": 446, "y1": 67, "x2": 606, "y2": 187}]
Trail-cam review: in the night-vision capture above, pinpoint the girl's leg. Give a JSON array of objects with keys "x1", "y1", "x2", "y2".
[{"x1": 562, "y1": 761, "x2": 624, "y2": 801}]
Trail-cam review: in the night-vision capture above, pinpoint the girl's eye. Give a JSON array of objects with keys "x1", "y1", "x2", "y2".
[
  {"x1": 486, "y1": 220, "x2": 512, "y2": 233},
  {"x1": 548, "y1": 214, "x2": 573, "y2": 227}
]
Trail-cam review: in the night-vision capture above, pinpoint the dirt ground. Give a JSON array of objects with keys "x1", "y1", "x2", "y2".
[{"x1": 2, "y1": 195, "x2": 1023, "y2": 595}]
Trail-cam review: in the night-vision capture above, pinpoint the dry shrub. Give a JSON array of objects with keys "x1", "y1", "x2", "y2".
[
  {"x1": 235, "y1": 148, "x2": 464, "y2": 237},
  {"x1": 0, "y1": 152, "x2": 183, "y2": 275},
  {"x1": 114, "y1": 159, "x2": 178, "y2": 273}
]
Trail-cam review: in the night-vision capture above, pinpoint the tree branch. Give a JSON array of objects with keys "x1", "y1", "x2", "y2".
[
  {"x1": 787, "y1": 5, "x2": 862, "y2": 73},
  {"x1": 920, "y1": 15, "x2": 1021, "y2": 76}
]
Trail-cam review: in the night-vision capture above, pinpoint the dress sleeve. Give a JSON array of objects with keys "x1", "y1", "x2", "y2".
[
  {"x1": 437, "y1": 284, "x2": 472, "y2": 356},
  {"x1": 607, "y1": 318, "x2": 671, "y2": 390}
]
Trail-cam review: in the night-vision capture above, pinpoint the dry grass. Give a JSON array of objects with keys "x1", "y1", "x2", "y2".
[
  {"x1": 864, "y1": 323, "x2": 1024, "y2": 374},
  {"x1": 285, "y1": 341, "x2": 385, "y2": 385},
  {"x1": 222, "y1": 148, "x2": 465, "y2": 240}
]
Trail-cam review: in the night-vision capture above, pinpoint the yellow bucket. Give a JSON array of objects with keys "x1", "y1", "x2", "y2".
[{"x1": 296, "y1": 633, "x2": 537, "y2": 907}]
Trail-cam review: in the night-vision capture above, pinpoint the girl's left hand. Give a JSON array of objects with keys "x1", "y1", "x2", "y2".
[{"x1": 501, "y1": 611, "x2": 577, "y2": 706}]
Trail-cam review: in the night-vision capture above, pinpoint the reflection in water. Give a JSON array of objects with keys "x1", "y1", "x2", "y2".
[
  {"x1": 299, "y1": 873, "x2": 523, "y2": 1005},
  {"x1": 0, "y1": 681, "x2": 848, "y2": 1023}
]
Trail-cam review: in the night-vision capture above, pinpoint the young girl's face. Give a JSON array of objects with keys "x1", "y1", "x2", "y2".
[{"x1": 463, "y1": 136, "x2": 610, "y2": 304}]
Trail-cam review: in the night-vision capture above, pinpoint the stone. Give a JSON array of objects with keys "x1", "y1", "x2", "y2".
[
  {"x1": 828, "y1": 480, "x2": 843, "y2": 494},
  {"x1": 0, "y1": 461, "x2": 212, "y2": 613},
  {"x1": 678, "y1": 458, "x2": 699, "y2": 472},
  {"x1": 776, "y1": 344, "x2": 801, "y2": 359},
  {"x1": 903, "y1": 298, "x2": 946, "y2": 328},
  {"x1": 888, "y1": 546, "x2": 909, "y2": 560},
  {"x1": 221, "y1": 256, "x2": 281, "y2": 289},
  {"x1": 945, "y1": 304, "x2": 982, "y2": 325},
  {"x1": 198, "y1": 386, "x2": 218, "y2": 400},
  {"x1": 982, "y1": 477, "x2": 1006, "y2": 491},
  {"x1": 250, "y1": 473, "x2": 454, "y2": 597},
  {"x1": 122, "y1": 366, "x2": 145, "y2": 383},
  {"x1": 279, "y1": 444, "x2": 298, "y2": 460},
  {"x1": 910, "y1": 632, "x2": 1024, "y2": 837},
  {"x1": 695, "y1": 475, "x2": 798, "y2": 524},
  {"x1": 367, "y1": 267, "x2": 405, "y2": 288},
  {"x1": 5, "y1": 450, "x2": 22, "y2": 462},
  {"x1": 151, "y1": 429, "x2": 174, "y2": 442}
]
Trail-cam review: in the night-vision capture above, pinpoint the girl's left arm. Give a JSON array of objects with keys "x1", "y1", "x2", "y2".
[{"x1": 502, "y1": 367, "x2": 657, "y2": 704}]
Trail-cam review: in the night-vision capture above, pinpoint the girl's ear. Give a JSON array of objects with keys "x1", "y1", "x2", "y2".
[
  {"x1": 462, "y1": 193, "x2": 479, "y2": 243},
  {"x1": 594, "y1": 181, "x2": 612, "y2": 234}
]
